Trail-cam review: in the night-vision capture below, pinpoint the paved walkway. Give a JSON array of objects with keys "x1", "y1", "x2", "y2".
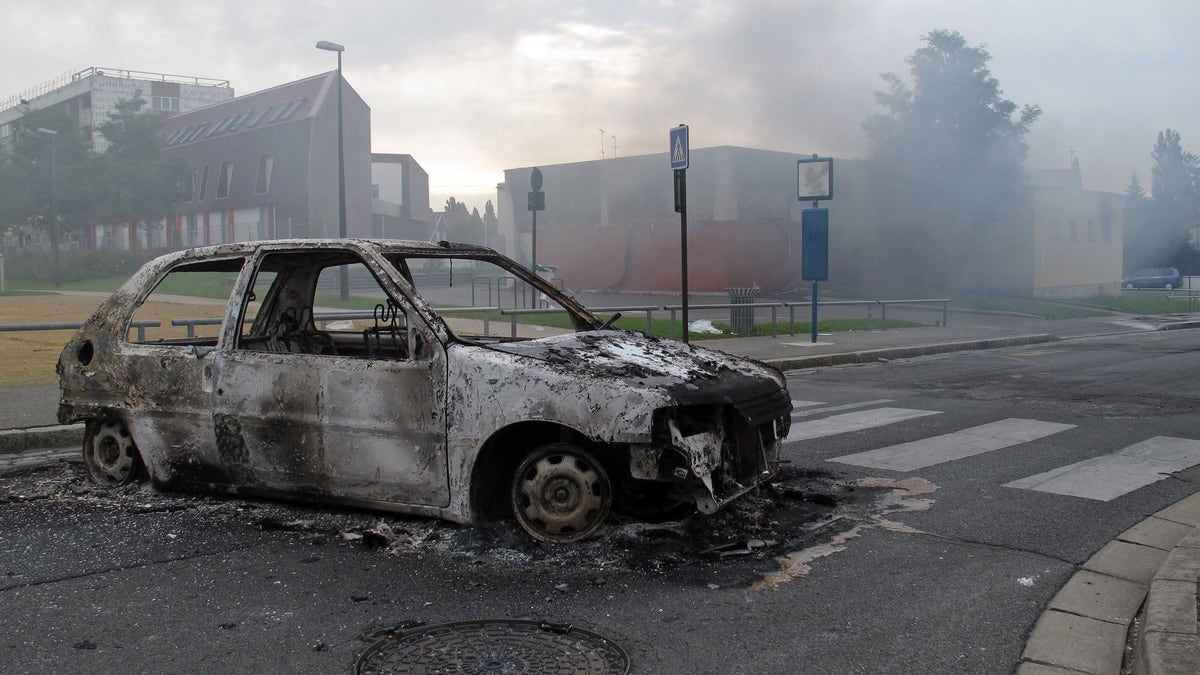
[{"x1": 3, "y1": 307, "x2": 1197, "y2": 674}]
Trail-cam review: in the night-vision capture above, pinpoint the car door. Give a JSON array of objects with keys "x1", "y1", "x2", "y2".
[
  {"x1": 210, "y1": 247, "x2": 450, "y2": 507},
  {"x1": 119, "y1": 255, "x2": 246, "y2": 485}
]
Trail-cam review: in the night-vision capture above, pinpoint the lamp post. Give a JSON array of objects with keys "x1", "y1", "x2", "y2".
[
  {"x1": 36, "y1": 128, "x2": 61, "y2": 289},
  {"x1": 316, "y1": 40, "x2": 349, "y2": 300}
]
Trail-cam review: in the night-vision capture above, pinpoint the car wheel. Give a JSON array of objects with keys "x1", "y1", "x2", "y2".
[
  {"x1": 510, "y1": 442, "x2": 612, "y2": 543},
  {"x1": 82, "y1": 419, "x2": 146, "y2": 486},
  {"x1": 1166, "y1": 283, "x2": 1175, "y2": 290},
  {"x1": 1123, "y1": 283, "x2": 1134, "y2": 289}
]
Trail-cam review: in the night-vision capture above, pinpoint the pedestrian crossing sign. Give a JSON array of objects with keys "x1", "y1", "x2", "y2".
[{"x1": 670, "y1": 124, "x2": 689, "y2": 170}]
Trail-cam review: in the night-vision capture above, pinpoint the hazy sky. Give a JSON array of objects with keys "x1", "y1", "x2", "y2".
[{"x1": 5, "y1": 1, "x2": 1198, "y2": 211}]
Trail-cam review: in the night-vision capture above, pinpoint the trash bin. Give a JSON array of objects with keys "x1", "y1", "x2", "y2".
[{"x1": 727, "y1": 286, "x2": 760, "y2": 335}]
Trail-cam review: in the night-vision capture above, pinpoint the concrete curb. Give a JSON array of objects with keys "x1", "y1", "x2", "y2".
[
  {"x1": 0, "y1": 424, "x2": 83, "y2": 455},
  {"x1": 762, "y1": 334, "x2": 1060, "y2": 372},
  {"x1": 1018, "y1": 493, "x2": 1200, "y2": 674}
]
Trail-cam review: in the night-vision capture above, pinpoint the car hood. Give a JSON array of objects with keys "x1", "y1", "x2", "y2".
[{"x1": 485, "y1": 330, "x2": 776, "y2": 387}]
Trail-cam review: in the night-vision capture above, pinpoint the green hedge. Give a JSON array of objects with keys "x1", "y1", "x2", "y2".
[{"x1": 1, "y1": 248, "x2": 159, "y2": 284}]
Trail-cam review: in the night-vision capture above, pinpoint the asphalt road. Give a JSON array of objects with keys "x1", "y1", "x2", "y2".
[{"x1": 2, "y1": 329, "x2": 1198, "y2": 673}]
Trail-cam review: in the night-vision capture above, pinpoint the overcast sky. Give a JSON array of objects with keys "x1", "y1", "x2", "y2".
[{"x1": 5, "y1": 1, "x2": 1198, "y2": 211}]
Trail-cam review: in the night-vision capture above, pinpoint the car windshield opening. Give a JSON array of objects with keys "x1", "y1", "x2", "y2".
[{"x1": 401, "y1": 255, "x2": 592, "y2": 342}]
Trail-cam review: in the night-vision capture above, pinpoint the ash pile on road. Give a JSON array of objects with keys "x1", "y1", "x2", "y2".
[{"x1": 0, "y1": 462, "x2": 903, "y2": 585}]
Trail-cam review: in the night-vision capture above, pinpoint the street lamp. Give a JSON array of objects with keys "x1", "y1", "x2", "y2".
[
  {"x1": 36, "y1": 128, "x2": 61, "y2": 289},
  {"x1": 316, "y1": 40, "x2": 349, "y2": 300}
]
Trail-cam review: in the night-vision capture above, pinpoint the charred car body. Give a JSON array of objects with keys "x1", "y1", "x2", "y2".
[{"x1": 58, "y1": 240, "x2": 791, "y2": 542}]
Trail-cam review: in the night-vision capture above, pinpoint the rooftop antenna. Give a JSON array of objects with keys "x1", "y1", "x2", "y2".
[
  {"x1": 611, "y1": 135, "x2": 618, "y2": 158},
  {"x1": 599, "y1": 128, "x2": 605, "y2": 159}
]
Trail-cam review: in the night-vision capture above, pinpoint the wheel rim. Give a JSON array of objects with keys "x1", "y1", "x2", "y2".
[
  {"x1": 84, "y1": 420, "x2": 141, "y2": 486},
  {"x1": 511, "y1": 445, "x2": 611, "y2": 543}
]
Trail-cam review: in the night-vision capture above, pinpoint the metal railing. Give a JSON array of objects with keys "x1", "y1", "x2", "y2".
[
  {"x1": 0, "y1": 320, "x2": 160, "y2": 341},
  {"x1": 1, "y1": 297, "x2": 954, "y2": 343},
  {"x1": 171, "y1": 307, "x2": 501, "y2": 338},
  {"x1": 663, "y1": 302, "x2": 785, "y2": 338},
  {"x1": 501, "y1": 305, "x2": 660, "y2": 338},
  {"x1": 785, "y1": 300, "x2": 875, "y2": 335},
  {"x1": 877, "y1": 299, "x2": 950, "y2": 331},
  {"x1": 1166, "y1": 291, "x2": 1200, "y2": 314}
]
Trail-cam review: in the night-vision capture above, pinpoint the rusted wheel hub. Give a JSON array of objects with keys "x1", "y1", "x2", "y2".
[
  {"x1": 511, "y1": 443, "x2": 612, "y2": 543},
  {"x1": 83, "y1": 419, "x2": 144, "y2": 486}
]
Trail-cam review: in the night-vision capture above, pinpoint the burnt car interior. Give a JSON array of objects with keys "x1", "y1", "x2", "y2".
[{"x1": 235, "y1": 250, "x2": 422, "y2": 360}]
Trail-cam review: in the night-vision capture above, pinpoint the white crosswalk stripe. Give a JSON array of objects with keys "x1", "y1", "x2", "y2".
[
  {"x1": 1003, "y1": 436, "x2": 1200, "y2": 501},
  {"x1": 791, "y1": 399, "x2": 894, "y2": 419},
  {"x1": 790, "y1": 398, "x2": 1200, "y2": 501},
  {"x1": 828, "y1": 418, "x2": 1076, "y2": 471},
  {"x1": 785, "y1": 407, "x2": 940, "y2": 443}
]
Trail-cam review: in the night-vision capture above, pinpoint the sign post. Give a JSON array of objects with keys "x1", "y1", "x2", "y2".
[
  {"x1": 798, "y1": 155, "x2": 834, "y2": 343},
  {"x1": 528, "y1": 167, "x2": 545, "y2": 271},
  {"x1": 670, "y1": 124, "x2": 690, "y2": 343}
]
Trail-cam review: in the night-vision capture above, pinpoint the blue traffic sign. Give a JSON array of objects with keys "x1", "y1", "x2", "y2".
[{"x1": 670, "y1": 124, "x2": 689, "y2": 170}]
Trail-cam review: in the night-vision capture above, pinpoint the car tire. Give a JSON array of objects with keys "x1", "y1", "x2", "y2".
[
  {"x1": 1166, "y1": 283, "x2": 1175, "y2": 290},
  {"x1": 82, "y1": 419, "x2": 146, "y2": 487},
  {"x1": 510, "y1": 442, "x2": 612, "y2": 543},
  {"x1": 1123, "y1": 283, "x2": 1134, "y2": 289}
]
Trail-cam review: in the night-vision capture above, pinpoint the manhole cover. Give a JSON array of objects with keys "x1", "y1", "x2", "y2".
[{"x1": 356, "y1": 619, "x2": 629, "y2": 674}]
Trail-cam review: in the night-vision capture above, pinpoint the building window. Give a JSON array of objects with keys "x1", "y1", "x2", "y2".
[
  {"x1": 216, "y1": 161, "x2": 232, "y2": 199},
  {"x1": 245, "y1": 106, "x2": 271, "y2": 128},
  {"x1": 255, "y1": 155, "x2": 274, "y2": 195},
  {"x1": 1069, "y1": 218, "x2": 1078, "y2": 242},
  {"x1": 186, "y1": 214, "x2": 199, "y2": 247},
  {"x1": 372, "y1": 184, "x2": 380, "y2": 199},
  {"x1": 277, "y1": 97, "x2": 306, "y2": 121},
  {"x1": 197, "y1": 165, "x2": 210, "y2": 201},
  {"x1": 266, "y1": 101, "x2": 292, "y2": 124},
  {"x1": 184, "y1": 123, "x2": 208, "y2": 142},
  {"x1": 1087, "y1": 219, "x2": 1095, "y2": 242},
  {"x1": 151, "y1": 96, "x2": 181, "y2": 112}
]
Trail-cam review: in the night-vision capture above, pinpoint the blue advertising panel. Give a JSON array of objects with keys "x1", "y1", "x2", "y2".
[{"x1": 802, "y1": 208, "x2": 829, "y2": 281}]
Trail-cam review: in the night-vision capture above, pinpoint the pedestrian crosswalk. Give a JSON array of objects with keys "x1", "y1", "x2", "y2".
[{"x1": 786, "y1": 399, "x2": 1200, "y2": 502}]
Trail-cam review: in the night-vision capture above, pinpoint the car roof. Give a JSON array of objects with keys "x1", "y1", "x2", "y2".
[{"x1": 150, "y1": 239, "x2": 502, "y2": 266}]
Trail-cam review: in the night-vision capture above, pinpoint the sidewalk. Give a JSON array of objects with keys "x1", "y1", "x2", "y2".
[{"x1": 2, "y1": 309, "x2": 1197, "y2": 674}]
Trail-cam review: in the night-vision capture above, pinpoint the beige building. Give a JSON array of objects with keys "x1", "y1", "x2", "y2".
[{"x1": 495, "y1": 148, "x2": 1125, "y2": 298}]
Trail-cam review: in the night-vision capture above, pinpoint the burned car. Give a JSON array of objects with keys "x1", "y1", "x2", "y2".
[{"x1": 58, "y1": 240, "x2": 791, "y2": 542}]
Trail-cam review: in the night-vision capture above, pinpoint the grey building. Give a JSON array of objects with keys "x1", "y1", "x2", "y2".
[
  {"x1": 371, "y1": 153, "x2": 433, "y2": 240},
  {"x1": 159, "y1": 71, "x2": 372, "y2": 248},
  {"x1": 0, "y1": 67, "x2": 233, "y2": 154}
]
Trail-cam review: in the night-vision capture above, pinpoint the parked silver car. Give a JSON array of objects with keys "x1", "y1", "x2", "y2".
[
  {"x1": 1122, "y1": 266, "x2": 1182, "y2": 289},
  {"x1": 58, "y1": 240, "x2": 791, "y2": 542}
]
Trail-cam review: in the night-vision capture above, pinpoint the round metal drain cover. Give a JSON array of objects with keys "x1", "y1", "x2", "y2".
[{"x1": 356, "y1": 619, "x2": 629, "y2": 674}]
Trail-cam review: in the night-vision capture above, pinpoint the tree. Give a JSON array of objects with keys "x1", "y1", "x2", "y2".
[
  {"x1": 863, "y1": 29, "x2": 1041, "y2": 290},
  {"x1": 92, "y1": 93, "x2": 190, "y2": 248},
  {"x1": 0, "y1": 106, "x2": 96, "y2": 282},
  {"x1": 483, "y1": 200, "x2": 498, "y2": 243},
  {"x1": 442, "y1": 197, "x2": 484, "y2": 244},
  {"x1": 1126, "y1": 130, "x2": 1200, "y2": 271}
]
